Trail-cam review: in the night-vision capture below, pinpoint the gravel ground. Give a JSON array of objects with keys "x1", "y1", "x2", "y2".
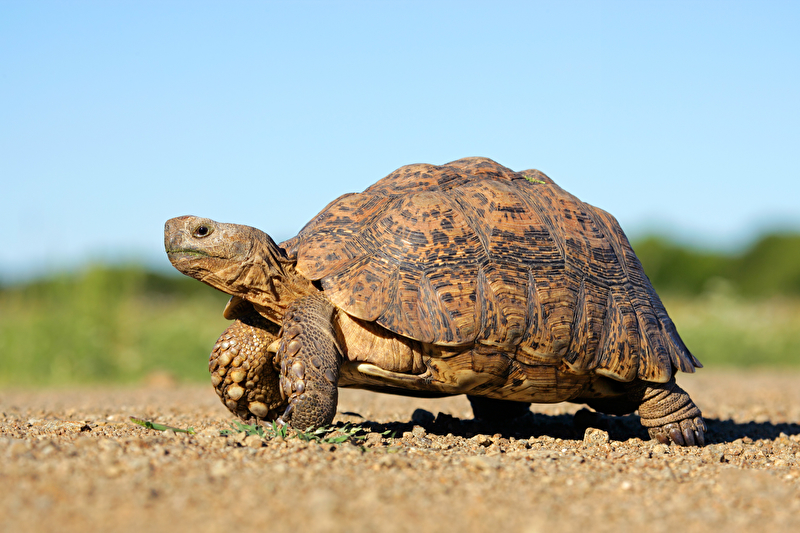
[{"x1": 2, "y1": 370, "x2": 799, "y2": 533}]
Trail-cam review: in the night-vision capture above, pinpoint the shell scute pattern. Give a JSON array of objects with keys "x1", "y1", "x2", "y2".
[
  {"x1": 291, "y1": 157, "x2": 696, "y2": 382},
  {"x1": 292, "y1": 193, "x2": 394, "y2": 280}
]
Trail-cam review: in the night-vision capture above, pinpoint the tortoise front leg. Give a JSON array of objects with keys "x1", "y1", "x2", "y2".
[
  {"x1": 275, "y1": 294, "x2": 342, "y2": 430},
  {"x1": 209, "y1": 313, "x2": 286, "y2": 422},
  {"x1": 626, "y1": 378, "x2": 706, "y2": 446}
]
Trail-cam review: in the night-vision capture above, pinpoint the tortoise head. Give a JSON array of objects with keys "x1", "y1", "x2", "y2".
[
  {"x1": 165, "y1": 216, "x2": 250, "y2": 260},
  {"x1": 165, "y1": 215, "x2": 268, "y2": 290},
  {"x1": 164, "y1": 216, "x2": 316, "y2": 323}
]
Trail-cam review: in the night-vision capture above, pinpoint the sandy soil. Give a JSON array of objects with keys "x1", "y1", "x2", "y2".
[{"x1": 2, "y1": 370, "x2": 799, "y2": 533}]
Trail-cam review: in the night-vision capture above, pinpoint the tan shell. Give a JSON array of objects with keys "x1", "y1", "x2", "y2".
[{"x1": 282, "y1": 157, "x2": 700, "y2": 383}]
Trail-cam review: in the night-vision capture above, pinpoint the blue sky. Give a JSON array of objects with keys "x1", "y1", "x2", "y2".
[{"x1": 2, "y1": 1, "x2": 798, "y2": 282}]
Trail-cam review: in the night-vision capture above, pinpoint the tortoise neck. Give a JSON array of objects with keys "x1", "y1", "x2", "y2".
[{"x1": 222, "y1": 235, "x2": 319, "y2": 324}]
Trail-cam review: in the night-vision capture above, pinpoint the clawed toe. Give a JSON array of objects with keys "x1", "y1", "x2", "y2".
[
  {"x1": 668, "y1": 426, "x2": 685, "y2": 446},
  {"x1": 691, "y1": 416, "x2": 706, "y2": 446},
  {"x1": 649, "y1": 416, "x2": 706, "y2": 447},
  {"x1": 276, "y1": 402, "x2": 295, "y2": 426}
]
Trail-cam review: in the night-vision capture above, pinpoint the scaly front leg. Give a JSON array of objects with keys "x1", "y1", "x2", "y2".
[
  {"x1": 209, "y1": 313, "x2": 287, "y2": 422},
  {"x1": 275, "y1": 294, "x2": 342, "y2": 430}
]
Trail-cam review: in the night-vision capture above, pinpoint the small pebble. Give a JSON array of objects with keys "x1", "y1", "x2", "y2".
[
  {"x1": 474, "y1": 434, "x2": 492, "y2": 447},
  {"x1": 244, "y1": 435, "x2": 264, "y2": 449},
  {"x1": 583, "y1": 428, "x2": 609, "y2": 446},
  {"x1": 651, "y1": 444, "x2": 670, "y2": 457}
]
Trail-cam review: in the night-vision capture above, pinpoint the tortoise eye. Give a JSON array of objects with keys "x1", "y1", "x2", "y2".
[{"x1": 193, "y1": 225, "x2": 212, "y2": 238}]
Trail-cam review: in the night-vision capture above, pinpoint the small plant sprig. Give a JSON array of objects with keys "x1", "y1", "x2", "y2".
[
  {"x1": 129, "y1": 416, "x2": 196, "y2": 434},
  {"x1": 523, "y1": 174, "x2": 546, "y2": 184},
  {"x1": 220, "y1": 420, "x2": 394, "y2": 444},
  {"x1": 295, "y1": 422, "x2": 368, "y2": 443},
  {"x1": 220, "y1": 419, "x2": 274, "y2": 439}
]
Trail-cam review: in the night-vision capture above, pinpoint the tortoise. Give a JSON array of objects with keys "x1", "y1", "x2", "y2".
[{"x1": 164, "y1": 157, "x2": 706, "y2": 446}]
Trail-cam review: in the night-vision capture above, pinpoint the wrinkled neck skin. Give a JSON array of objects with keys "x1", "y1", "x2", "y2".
[
  {"x1": 165, "y1": 216, "x2": 317, "y2": 325},
  {"x1": 209, "y1": 237, "x2": 316, "y2": 324}
]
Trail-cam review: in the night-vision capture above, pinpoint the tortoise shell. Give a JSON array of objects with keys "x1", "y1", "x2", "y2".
[{"x1": 282, "y1": 157, "x2": 699, "y2": 384}]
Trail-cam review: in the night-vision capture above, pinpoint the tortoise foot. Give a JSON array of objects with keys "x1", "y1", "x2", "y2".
[
  {"x1": 626, "y1": 378, "x2": 705, "y2": 447},
  {"x1": 208, "y1": 314, "x2": 286, "y2": 422},
  {"x1": 275, "y1": 295, "x2": 341, "y2": 430},
  {"x1": 648, "y1": 416, "x2": 706, "y2": 446}
]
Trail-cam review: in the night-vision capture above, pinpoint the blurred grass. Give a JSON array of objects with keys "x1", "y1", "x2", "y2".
[
  {"x1": 0, "y1": 265, "x2": 229, "y2": 387},
  {"x1": 664, "y1": 292, "x2": 800, "y2": 368},
  {"x1": 0, "y1": 232, "x2": 798, "y2": 386}
]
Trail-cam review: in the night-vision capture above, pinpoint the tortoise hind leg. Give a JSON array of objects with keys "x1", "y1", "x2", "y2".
[
  {"x1": 468, "y1": 395, "x2": 531, "y2": 422},
  {"x1": 626, "y1": 378, "x2": 706, "y2": 446},
  {"x1": 275, "y1": 295, "x2": 342, "y2": 430}
]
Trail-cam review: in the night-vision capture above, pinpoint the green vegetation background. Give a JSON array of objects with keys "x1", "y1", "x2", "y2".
[{"x1": 1, "y1": 233, "x2": 798, "y2": 386}]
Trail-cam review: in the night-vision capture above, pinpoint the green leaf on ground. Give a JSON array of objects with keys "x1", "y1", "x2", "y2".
[
  {"x1": 129, "y1": 416, "x2": 195, "y2": 434},
  {"x1": 220, "y1": 420, "x2": 390, "y2": 444}
]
